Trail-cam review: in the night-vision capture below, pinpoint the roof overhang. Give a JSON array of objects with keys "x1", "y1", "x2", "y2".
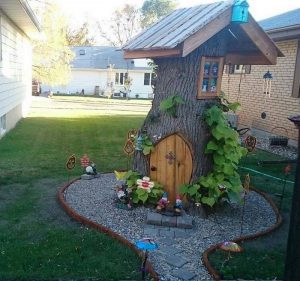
[
  {"x1": 266, "y1": 25, "x2": 300, "y2": 41},
  {"x1": 0, "y1": 0, "x2": 41, "y2": 40},
  {"x1": 124, "y1": 8, "x2": 283, "y2": 65}
]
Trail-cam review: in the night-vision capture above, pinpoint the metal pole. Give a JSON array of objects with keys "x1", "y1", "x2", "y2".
[{"x1": 284, "y1": 116, "x2": 300, "y2": 281}]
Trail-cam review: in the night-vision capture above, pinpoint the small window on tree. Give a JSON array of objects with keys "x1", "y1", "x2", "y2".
[{"x1": 197, "y1": 57, "x2": 224, "y2": 99}]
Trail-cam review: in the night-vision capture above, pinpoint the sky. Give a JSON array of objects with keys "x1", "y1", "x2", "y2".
[
  {"x1": 58, "y1": 0, "x2": 300, "y2": 26},
  {"x1": 45, "y1": 0, "x2": 299, "y2": 44}
]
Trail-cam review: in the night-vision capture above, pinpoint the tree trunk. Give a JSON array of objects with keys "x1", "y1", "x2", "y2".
[{"x1": 133, "y1": 32, "x2": 228, "y2": 202}]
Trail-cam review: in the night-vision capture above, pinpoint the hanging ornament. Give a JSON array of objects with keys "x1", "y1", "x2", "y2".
[{"x1": 263, "y1": 70, "x2": 272, "y2": 98}]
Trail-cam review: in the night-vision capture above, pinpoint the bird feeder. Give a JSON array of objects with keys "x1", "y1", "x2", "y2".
[
  {"x1": 231, "y1": 0, "x2": 249, "y2": 23},
  {"x1": 263, "y1": 70, "x2": 273, "y2": 98}
]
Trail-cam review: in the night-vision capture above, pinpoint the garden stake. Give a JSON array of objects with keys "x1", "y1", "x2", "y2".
[
  {"x1": 278, "y1": 164, "x2": 292, "y2": 213},
  {"x1": 66, "y1": 154, "x2": 76, "y2": 183},
  {"x1": 240, "y1": 174, "x2": 250, "y2": 237}
]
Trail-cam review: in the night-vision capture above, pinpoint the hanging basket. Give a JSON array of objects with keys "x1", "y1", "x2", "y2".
[{"x1": 269, "y1": 127, "x2": 289, "y2": 146}]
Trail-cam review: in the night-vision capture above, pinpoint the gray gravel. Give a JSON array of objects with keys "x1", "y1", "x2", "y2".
[{"x1": 64, "y1": 174, "x2": 277, "y2": 281}]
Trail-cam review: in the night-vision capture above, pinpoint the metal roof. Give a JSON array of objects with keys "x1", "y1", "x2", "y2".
[
  {"x1": 123, "y1": 0, "x2": 234, "y2": 51},
  {"x1": 71, "y1": 46, "x2": 151, "y2": 70},
  {"x1": 0, "y1": 0, "x2": 41, "y2": 39},
  {"x1": 259, "y1": 8, "x2": 300, "y2": 31}
]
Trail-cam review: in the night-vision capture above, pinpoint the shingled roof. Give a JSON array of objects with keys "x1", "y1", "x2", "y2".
[
  {"x1": 123, "y1": 0, "x2": 283, "y2": 65},
  {"x1": 71, "y1": 46, "x2": 150, "y2": 70},
  {"x1": 260, "y1": 8, "x2": 300, "y2": 31}
]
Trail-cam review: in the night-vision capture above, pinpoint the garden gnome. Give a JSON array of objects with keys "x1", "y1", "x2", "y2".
[
  {"x1": 174, "y1": 194, "x2": 183, "y2": 215},
  {"x1": 156, "y1": 192, "x2": 169, "y2": 212},
  {"x1": 85, "y1": 161, "x2": 97, "y2": 175}
]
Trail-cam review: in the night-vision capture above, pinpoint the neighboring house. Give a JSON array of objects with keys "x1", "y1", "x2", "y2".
[
  {"x1": 0, "y1": 0, "x2": 40, "y2": 138},
  {"x1": 221, "y1": 9, "x2": 300, "y2": 142},
  {"x1": 46, "y1": 46, "x2": 155, "y2": 99}
]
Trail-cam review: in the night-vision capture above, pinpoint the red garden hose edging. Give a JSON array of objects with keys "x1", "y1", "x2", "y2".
[
  {"x1": 57, "y1": 178, "x2": 159, "y2": 281},
  {"x1": 202, "y1": 187, "x2": 283, "y2": 281}
]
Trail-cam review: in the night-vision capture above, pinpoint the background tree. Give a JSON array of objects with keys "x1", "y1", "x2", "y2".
[
  {"x1": 140, "y1": 0, "x2": 177, "y2": 28},
  {"x1": 66, "y1": 22, "x2": 95, "y2": 46},
  {"x1": 32, "y1": 2, "x2": 74, "y2": 85},
  {"x1": 96, "y1": 4, "x2": 140, "y2": 47}
]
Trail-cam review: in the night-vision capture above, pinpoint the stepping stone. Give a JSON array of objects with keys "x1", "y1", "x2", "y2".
[
  {"x1": 159, "y1": 229, "x2": 175, "y2": 238},
  {"x1": 158, "y1": 245, "x2": 183, "y2": 256},
  {"x1": 146, "y1": 212, "x2": 162, "y2": 226},
  {"x1": 158, "y1": 237, "x2": 175, "y2": 246},
  {"x1": 143, "y1": 227, "x2": 159, "y2": 237},
  {"x1": 165, "y1": 254, "x2": 188, "y2": 268},
  {"x1": 162, "y1": 215, "x2": 177, "y2": 227},
  {"x1": 173, "y1": 228, "x2": 188, "y2": 238},
  {"x1": 177, "y1": 215, "x2": 193, "y2": 229},
  {"x1": 171, "y1": 268, "x2": 196, "y2": 280}
]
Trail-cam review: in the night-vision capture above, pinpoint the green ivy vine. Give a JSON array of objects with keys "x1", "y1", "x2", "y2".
[
  {"x1": 159, "y1": 95, "x2": 185, "y2": 117},
  {"x1": 180, "y1": 99, "x2": 248, "y2": 207}
]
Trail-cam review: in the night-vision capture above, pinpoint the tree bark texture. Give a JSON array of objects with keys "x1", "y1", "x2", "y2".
[{"x1": 133, "y1": 31, "x2": 228, "y2": 183}]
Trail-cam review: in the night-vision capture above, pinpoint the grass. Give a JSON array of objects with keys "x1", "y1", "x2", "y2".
[
  {"x1": 0, "y1": 97, "x2": 149, "y2": 281},
  {"x1": 209, "y1": 149, "x2": 296, "y2": 280}
]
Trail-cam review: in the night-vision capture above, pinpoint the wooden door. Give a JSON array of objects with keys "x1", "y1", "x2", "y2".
[{"x1": 150, "y1": 134, "x2": 192, "y2": 203}]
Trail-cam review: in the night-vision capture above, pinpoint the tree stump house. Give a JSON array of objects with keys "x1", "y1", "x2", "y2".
[{"x1": 122, "y1": 0, "x2": 283, "y2": 203}]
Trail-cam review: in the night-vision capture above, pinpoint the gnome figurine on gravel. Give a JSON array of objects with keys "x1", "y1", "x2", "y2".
[{"x1": 156, "y1": 192, "x2": 169, "y2": 212}]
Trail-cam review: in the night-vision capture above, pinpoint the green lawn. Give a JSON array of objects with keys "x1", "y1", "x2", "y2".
[
  {"x1": 0, "y1": 97, "x2": 148, "y2": 280},
  {"x1": 209, "y1": 149, "x2": 296, "y2": 280}
]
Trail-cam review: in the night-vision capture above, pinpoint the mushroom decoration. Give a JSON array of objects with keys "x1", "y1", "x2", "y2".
[
  {"x1": 135, "y1": 238, "x2": 158, "y2": 280},
  {"x1": 219, "y1": 241, "x2": 243, "y2": 268}
]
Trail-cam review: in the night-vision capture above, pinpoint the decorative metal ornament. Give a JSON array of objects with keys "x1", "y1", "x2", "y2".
[
  {"x1": 127, "y1": 129, "x2": 137, "y2": 142},
  {"x1": 66, "y1": 154, "x2": 76, "y2": 170},
  {"x1": 123, "y1": 139, "x2": 135, "y2": 155},
  {"x1": 263, "y1": 70, "x2": 273, "y2": 98},
  {"x1": 244, "y1": 135, "x2": 257, "y2": 152},
  {"x1": 165, "y1": 151, "x2": 176, "y2": 165},
  {"x1": 135, "y1": 135, "x2": 143, "y2": 151}
]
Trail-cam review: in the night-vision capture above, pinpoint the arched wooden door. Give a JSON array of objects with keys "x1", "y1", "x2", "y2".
[{"x1": 150, "y1": 134, "x2": 192, "y2": 203}]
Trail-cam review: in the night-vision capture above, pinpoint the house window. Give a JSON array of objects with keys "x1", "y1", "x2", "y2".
[
  {"x1": 292, "y1": 40, "x2": 300, "y2": 98},
  {"x1": 144, "y1": 73, "x2": 151, "y2": 85},
  {"x1": 225, "y1": 64, "x2": 251, "y2": 74},
  {"x1": 0, "y1": 114, "x2": 6, "y2": 135},
  {"x1": 115, "y1": 72, "x2": 128, "y2": 85},
  {"x1": 79, "y1": 49, "x2": 86, "y2": 55},
  {"x1": 197, "y1": 56, "x2": 224, "y2": 99}
]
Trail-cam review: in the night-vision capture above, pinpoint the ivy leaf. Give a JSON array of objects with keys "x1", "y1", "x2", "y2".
[
  {"x1": 179, "y1": 184, "x2": 190, "y2": 194},
  {"x1": 223, "y1": 163, "x2": 235, "y2": 176},
  {"x1": 213, "y1": 154, "x2": 225, "y2": 166},
  {"x1": 227, "y1": 102, "x2": 241, "y2": 112},
  {"x1": 159, "y1": 98, "x2": 173, "y2": 110},
  {"x1": 201, "y1": 197, "x2": 216, "y2": 207},
  {"x1": 188, "y1": 184, "x2": 200, "y2": 196},
  {"x1": 173, "y1": 95, "x2": 185, "y2": 104},
  {"x1": 143, "y1": 146, "x2": 152, "y2": 155},
  {"x1": 206, "y1": 140, "x2": 219, "y2": 151}
]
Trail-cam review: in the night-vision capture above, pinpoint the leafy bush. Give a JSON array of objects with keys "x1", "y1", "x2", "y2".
[
  {"x1": 180, "y1": 101, "x2": 248, "y2": 207},
  {"x1": 124, "y1": 170, "x2": 164, "y2": 205}
]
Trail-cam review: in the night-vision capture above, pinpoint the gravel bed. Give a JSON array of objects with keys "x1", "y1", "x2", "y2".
[
  {"x1": 64, "y1": 174, "x2": 277, "y2": 281},
  {"x1": 254, "y1": 136, "x2": 298, "y2": 159}
]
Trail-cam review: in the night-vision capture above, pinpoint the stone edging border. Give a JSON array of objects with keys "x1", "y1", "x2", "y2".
[
  {"x1": 202, "y1": 187, "x2": 283, "y2": 281},
  {"x1": 57, "y1": 178, "x2": 159, "y2": 281}
]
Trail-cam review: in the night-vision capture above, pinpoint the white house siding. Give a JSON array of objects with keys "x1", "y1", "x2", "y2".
[
  {"x1": 128, "y1": 70, "x2": 153, "y2": 99},
  {"x1": 0, "y1": 14, "x2": 32, "y2": 138},
  {"x1": 45, "y1": 69, "x2": 107, "y2": 95}
]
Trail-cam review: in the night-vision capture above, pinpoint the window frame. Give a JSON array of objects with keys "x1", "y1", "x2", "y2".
[
  {"x1": 197, "y1": 56, "x2": 224, "y2": 99},
  {"x1": 115, "y1": 72, "x2": 128, "y2": 86},
  {"x1": 144, "y1": 73, "x2": 151, "y2": 85},
  {"x1": 292, "y1": 40, "x2": 300, "y2": 98}
]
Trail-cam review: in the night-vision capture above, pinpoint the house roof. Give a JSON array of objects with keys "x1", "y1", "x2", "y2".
[
  {"x1": 71, "y1": 46, "x2": 151, "y2": 71},
  {"x1": 0, "y1": 0, "x2": 41, "y2": 39},
  {"x1": 123, "y1": 0, "x2": 283, "y2": 65},
  {"x1": 123, "y1": 1, "x2": 232, "y2": 52},
  {"x1": 259, "y1": 9, "x2": 300, "y2": 31},
  {"x1": 259, "y1": 9, "x2": 300, "y2": 41}
]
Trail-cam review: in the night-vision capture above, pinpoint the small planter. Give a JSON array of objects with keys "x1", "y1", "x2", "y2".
[{"x1": 269, "y1": 127, "x2": 289, "y2": 146}]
